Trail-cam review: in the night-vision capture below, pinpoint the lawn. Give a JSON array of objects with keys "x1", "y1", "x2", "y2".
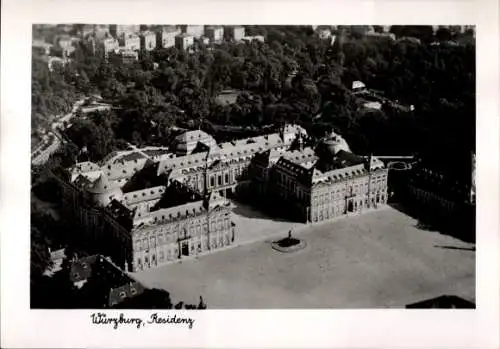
[{"x1": 132, "y1": 206, "x2": 475, "y2": 308}]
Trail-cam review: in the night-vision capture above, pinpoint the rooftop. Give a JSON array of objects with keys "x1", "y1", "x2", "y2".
[
  {"x1": 70, "y1": 255, "x2": 145, "y2": 307},
  {"x1": 151, "y1": 180, "x2": 203, "y2": 212}
]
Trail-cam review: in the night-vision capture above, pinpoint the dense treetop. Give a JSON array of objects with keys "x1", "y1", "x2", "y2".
[{"x1": 33, "y1": 25, "x2": 475, "y2": 171}]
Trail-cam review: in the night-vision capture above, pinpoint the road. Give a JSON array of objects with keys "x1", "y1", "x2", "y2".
[{"x1": 31, "y1": 97, "x2": 87, "y2": 166}]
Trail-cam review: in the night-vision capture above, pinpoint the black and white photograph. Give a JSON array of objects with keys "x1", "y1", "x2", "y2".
[
  {"x1": 1, "y1": 0, "x2": 499, "y2": 347},
  {"x1": 30, "y1": 24, "x2": 476, "y2": 309}
]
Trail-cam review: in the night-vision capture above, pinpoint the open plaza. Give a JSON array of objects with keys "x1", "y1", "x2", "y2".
[{"x1": 132, "y1": 204, "x2": 475, "y2": 308}]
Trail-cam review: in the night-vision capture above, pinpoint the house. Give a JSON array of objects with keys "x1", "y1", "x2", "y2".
[
  {"x1": 157, "y1": 26, "x2": 181, "y2": 48},
  {"x1": 225, "y1": 26, "x2": 245, "y2": 42},
  {"x1": 352, "y1": 80, "x2": 367, "y2": 92},
  {"x1": 118, "y1": 33, "x2": 141, "y2": 51},
  {"x1": 181, "y1": 25, "x2": 205, "y2": 39},
  {"x1": 110, "y1": 24, "x2": 140, "y2": 38},
  {"x1": 140, "y1": 31, "x2": 157, "y2": 51},
  {"x1": 175, "y1": 33, "x2": 194, "y2": 50},
  {"x1": 205, "y1": 26, "x2": 224, "y2": 43}
]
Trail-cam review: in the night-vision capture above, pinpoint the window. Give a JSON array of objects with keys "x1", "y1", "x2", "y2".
[
  {"x1": 150, "y1": 236, "x2": 156, "y2": 247},
  {"x1": 143, "y1": 238, "x2": 149, "y2": 249},
  {"x1": 217, "y1": 175, "x2": 222, "y2": 186},
  {"x1": 224, "y1": 173, "x2": 229, "y2": 184},
  {"x1": 210, "y1": 176, "x2": 215, "y2": 187}
]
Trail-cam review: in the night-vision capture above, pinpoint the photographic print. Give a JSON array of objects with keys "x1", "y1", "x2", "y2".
[{"x1": 30, "y1": 24, "x2": 476, "y2": 310}]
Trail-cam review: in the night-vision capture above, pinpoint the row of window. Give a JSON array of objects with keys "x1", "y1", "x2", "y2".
[
  {"x1": 312, "y1": 181, "x2": 387, "y2": 203},
  {"x1": 312, "y1": 205, "x2": 346, "y2": 222},
  {"x1": 134, "y1": 219, "x2": 231, "y2": 250},
  {"x1": 311, "y1": 195, "x2": 385, "y2": 222},
  {"x1": 135, "y1": 233, "x2": 233, "y2": 269}
]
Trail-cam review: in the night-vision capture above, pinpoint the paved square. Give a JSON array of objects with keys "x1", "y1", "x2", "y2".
[{"x1": 132, "y1": 206, "x2": 475, "y2": 308}]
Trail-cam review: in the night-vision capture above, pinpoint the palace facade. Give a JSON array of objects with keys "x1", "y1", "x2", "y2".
[{"x1": 249, "y1": 131, "x2": 389, "y2": 223}]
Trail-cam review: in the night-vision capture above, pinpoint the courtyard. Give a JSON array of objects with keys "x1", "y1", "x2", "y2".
[{"x1": 132, "y1": 206, "x2": 475, "y2": 308}]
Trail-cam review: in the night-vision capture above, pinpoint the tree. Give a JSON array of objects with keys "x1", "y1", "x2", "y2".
[{"x1": 31, "y1": 226, "x2": 52, "y2": 281}]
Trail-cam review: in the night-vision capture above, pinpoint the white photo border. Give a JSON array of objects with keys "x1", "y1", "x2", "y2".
[{"x1": 1, "y1": 0, "x2": 499, "y2": 348}]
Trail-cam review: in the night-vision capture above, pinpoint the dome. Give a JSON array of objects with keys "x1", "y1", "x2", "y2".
[
  {"x1": 318, "y1": 131, "x2": 351, "y2": 156},
  {"x1": 87, "y1": 173, "x2": 123, "y2": 206}
]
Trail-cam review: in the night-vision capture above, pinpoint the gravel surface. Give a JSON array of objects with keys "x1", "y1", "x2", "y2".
[{"x1": 133, "y1": 206, "x2": 475, "y2": 308}]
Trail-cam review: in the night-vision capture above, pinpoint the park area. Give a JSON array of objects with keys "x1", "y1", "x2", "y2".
[{"x1": 132, "y1": 205, "x2": 475, "y2": 308}]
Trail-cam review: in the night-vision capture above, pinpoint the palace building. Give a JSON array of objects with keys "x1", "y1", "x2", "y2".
[
  {"x1": 249, "y1": 131, "x2": 389, "y2": 223},
  {"x1": 52, "y1": 125, "x2": 389, "y2": 272}
]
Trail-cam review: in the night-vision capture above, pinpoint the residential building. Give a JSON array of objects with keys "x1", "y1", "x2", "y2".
[
  {"x1": 181, "y1": 25, "x2": 205, "y2": 39},
  {"x1": 352, "y1": 80, "x2": 367, "y2": 92},
  {"x1": 110, "y1": 24, "x2": 140, "y2": 38},
  {"x1": 205, "y1": 26, "x2": 224, "y2": 43},
  {"x1": 140, "y1": 31, "x2": 157, "y2": 51},
  {"x1": 157, "y1": 26, "x2": 181, "y2": 48},
  {"x1": 113, "y1": 49, "x2": 139, "y2": 64},
  {"x1": 118, "y1": 33, "x2": 141, "y2": 51},
  {"x1": 225, "y1": 26, "x2": 245, "y2": 42},
  {"x1": 398, "y1": 36, "x2": 421, "y2": 45},
  {"x1": 102, "y1": 37, "x2": 119, "y2": 58},
  {"x1": 175, "y1": 33, "x2": 194, "y2": 50}
]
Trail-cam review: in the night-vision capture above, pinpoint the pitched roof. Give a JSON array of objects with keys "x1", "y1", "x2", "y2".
[
  {"x1": 122, "y1": 185, "x2": 166, "y2": 206},
  {"x1": 87, "y1": 173, "x2": 113, "y2": 194}
]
